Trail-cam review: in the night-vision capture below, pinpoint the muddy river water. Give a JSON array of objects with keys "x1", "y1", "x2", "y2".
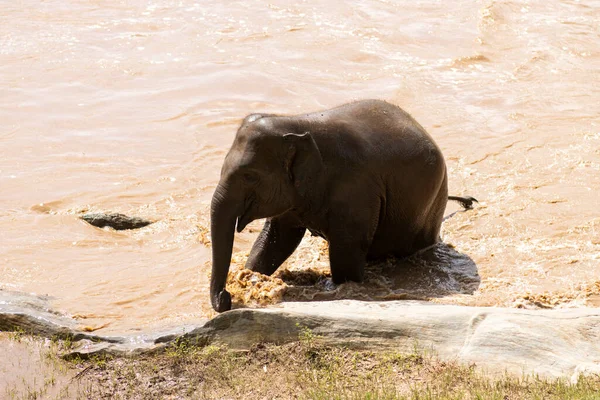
[{"x1": 1, "y1": 0, "x2": 599, "y2": 334}]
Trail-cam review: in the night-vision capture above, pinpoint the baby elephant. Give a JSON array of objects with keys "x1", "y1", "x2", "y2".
[{"x1": 210, "y1": 100, "x2": 476, "y2": 312}]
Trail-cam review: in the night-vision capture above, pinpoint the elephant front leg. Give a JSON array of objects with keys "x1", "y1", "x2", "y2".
[{"x1": 246, "y1": 215, "x2": 306, "y2": 276}]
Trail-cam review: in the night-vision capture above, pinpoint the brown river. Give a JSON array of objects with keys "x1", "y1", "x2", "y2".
[{"x1": 1, "y1": 0, "x2": 599, "y2": 334}]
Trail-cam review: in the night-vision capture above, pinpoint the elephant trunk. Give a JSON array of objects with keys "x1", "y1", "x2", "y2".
[{"x1": 209, "y1": 184, "x2": 240, "y2": 312}]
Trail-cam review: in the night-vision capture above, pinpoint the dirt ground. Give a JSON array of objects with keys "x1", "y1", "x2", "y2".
[{"x1": 2, "y1": 333, "x2": 600, "y2": 400}]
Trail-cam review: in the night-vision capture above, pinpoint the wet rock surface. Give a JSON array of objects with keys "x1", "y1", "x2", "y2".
[
  {"x1": 81, "y1": 213, "x2": 153, "y2": 230},
  {"x1": 0, "y1": 290, "x2": 77, "y2": 338},
  {"x1": 2, "y1": 290, "x2": 600, "y2": 380},
  {"x1": 0, "y1": 290, "x2": 175, "y2": 354}
]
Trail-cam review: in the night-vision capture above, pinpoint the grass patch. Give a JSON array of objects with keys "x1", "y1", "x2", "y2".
[
  {"x1": 2, "y1": 331, "x2": 600, "y2": 399},
  {"x1": 74, "y1": 335, "x2": 600, "y2": 399}
]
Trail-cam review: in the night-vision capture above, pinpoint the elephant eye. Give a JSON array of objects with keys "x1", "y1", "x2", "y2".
[{"x1": 242, "y1": 172, "x2": 259, "y2": 184}]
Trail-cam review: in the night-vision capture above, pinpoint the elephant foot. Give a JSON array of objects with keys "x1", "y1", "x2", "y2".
[
  {"x1": 323, "y1": 278, "x2": 337, "y2": 291},
  {"x1": 213, "y1": 290, "x2": 232, "y2": 313}
]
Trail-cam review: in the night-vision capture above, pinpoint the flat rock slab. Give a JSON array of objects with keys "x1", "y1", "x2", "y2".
[
  {"x1": 2, "y1": 291, "x2": 600, "y2": 381},
  {"x1": 180, "y1": 301, "x2": 600, "y2": 381}
]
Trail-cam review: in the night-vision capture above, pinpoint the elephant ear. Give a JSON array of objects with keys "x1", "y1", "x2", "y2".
[{"x1": 283, "y1": 132, "x2": 323, "y2": 198}]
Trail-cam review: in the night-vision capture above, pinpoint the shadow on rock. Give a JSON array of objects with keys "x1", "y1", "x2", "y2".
[{"x1": 278, "y1": 243, "x2": 480, "y2": 303}]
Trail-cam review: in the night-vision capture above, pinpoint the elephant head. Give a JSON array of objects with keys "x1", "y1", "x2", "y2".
[{"x1": 209, "y1": 114, "x2": 323, "y2": 312}]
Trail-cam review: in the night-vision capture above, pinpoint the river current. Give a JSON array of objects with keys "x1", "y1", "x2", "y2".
[{"x1": 1, "y1": 0, "x2": 599, "y2": 333}]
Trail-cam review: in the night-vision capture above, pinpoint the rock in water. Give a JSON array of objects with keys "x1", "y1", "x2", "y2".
[{"x1": 81, "y1": 213, "x2": 153, "y2": 230}]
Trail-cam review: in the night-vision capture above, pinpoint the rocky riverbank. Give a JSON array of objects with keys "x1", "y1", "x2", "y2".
[{"x1": 2, "y1": 289, "x2": 600, "y2": 382}]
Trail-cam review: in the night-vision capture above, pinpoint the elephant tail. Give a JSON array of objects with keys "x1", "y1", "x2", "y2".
[
  {"x1": 443, "y1": 196, "x2": 478, "y2": 222},
  {"x1": 448, "y1": 195, "x2": 478, "y2": 210}
]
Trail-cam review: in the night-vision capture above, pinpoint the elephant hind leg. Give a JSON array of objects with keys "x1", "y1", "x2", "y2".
[
  {"x1": 411, "y1": 180, "x2": 448, "y2": 253},
  {"x1": 328, "y1": 222, "x2": 373, "y2": 284},
  {"x1": 246, "y1": 214, "x2": 306, "y2": 276},
  {"x1": 329, "y1": 242, "x2": 367, "y2": 284}
]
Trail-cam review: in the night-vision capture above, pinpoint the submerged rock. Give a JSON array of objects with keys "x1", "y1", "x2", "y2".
[{"x1": 81, "y1": 213, "x2": 153, "y2": 230}]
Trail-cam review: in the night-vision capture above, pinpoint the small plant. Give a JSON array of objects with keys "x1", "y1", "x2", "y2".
[
  {"x1": 297, "y1": 322, "x2": 329, "y2": 367},
  {"x1": 166, "y1": 336, "x2": 194, "y2": 359},
  {"x1": 91, "y1": 355, "x2": 108, "y2": 369},
  {"x1": 297, "y1": 322, "x2": 319, "y2": 349},
  {"x1": 44, "y1": 375, "x2": 56, "y2": 387},
  {"x1": 61, "y1": 333, "x2": 75, "y2": 351},
  {"x1": 201, "y1": 344, "x2": 224, "y2": 358},
  {"x1": 67, "y1": 354, "x2": 84, "y2": 366},
  {"x1": 7, "y1": 326, "x2": 26, "y2": 342}
]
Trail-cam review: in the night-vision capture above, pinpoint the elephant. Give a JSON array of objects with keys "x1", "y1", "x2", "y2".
[{"x1": 209, "y1": 99, "x2": 476, "y2": 312}]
